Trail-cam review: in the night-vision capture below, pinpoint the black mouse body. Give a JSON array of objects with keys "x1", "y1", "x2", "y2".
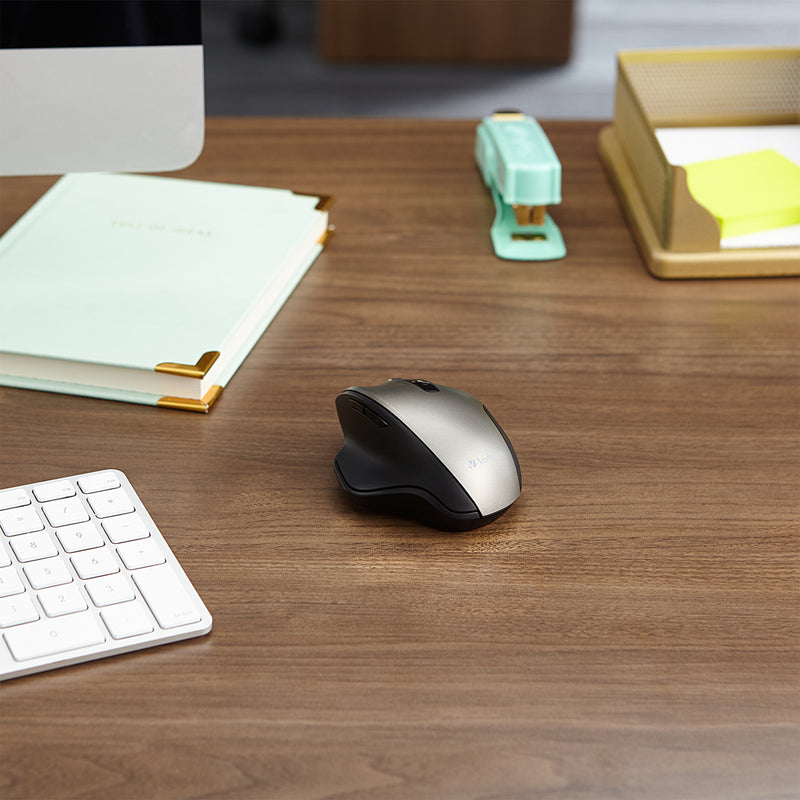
[{"x1": 334, "y1": 379, "x2": 521, "y2": 531}]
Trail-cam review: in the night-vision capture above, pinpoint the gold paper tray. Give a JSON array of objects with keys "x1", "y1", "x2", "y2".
[{"x1": 598, "y1": 46, "x2": 800, "y2": 279}]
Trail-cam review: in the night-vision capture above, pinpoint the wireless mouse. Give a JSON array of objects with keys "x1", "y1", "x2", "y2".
[{"x1": 333, "y1": 379, "x2": 521, "y2": 531}]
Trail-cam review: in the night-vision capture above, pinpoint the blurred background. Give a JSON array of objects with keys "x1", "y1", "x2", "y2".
[{"x1": 201, "y1": 0, "x2": 800, "y2": 119}]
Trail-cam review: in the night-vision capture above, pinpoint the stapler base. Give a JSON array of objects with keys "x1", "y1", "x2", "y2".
[{"x1": 489, "y1": 186, "x2": 566, "y2": 261}]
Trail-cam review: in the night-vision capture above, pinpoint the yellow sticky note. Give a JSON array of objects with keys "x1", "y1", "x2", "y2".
[{"x1": 685, "y1": 149, "x2": 800, "y2": 239}]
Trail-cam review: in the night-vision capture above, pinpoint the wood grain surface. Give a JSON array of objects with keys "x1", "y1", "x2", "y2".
[{"x1": 1, "y1": 119, "x2": 798, "y2": 800}]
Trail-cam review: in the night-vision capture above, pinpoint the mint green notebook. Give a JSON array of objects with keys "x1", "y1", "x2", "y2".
[{"x1": 0, "y1": 173, "x2": 333, "y2": 411}]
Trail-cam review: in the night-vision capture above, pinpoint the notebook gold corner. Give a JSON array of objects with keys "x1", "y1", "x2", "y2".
[
  {"x1": 155, "y1": 351, "x2": 220, "y2": 379},
  {"x1": 157, "y1": 385, "x2": 223, "y2": 413}
]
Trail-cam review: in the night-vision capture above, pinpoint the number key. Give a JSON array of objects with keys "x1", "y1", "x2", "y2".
[
  {"x1": 0, "y1": 594, "x2": 39, "y2": 628},
  {"x1": 24, "y1": 557, "x2": 72, "y2": 589},
  {"x1": 56, "y1": 523, "x2": 104, "y2": 553},
  {"x1": 3, "y1": 611, "x2": 105, "y2": 661},
  {"x1": 0, "y1": 567, "x2": 25, "y2": 598},
  {"x1": 84, "y1": 574, "x2": 134, "y2": 607},
  {"x1": 10, "y1": 532, "x2": 58, "y2": 563},
  {"x1": 38, "y1": 584, "x2": 88, "y2": 617},
  {"x1": 71, "y1": 547, "x2": 119, "y2": 580}
]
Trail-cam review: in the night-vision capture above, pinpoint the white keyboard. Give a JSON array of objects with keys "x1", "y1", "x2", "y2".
[{"x1": 0, "y1": 469, "x2": 212, "y2": 680}]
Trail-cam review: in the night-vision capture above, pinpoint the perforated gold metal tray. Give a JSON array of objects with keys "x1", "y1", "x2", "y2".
[{"x1": 599, "y1": 47, "x2": 800, "y2": 279}]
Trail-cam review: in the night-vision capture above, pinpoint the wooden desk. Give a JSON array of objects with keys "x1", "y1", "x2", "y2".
[{"x1": 1, "y1": 120, "x2": 798, "y2": 800}]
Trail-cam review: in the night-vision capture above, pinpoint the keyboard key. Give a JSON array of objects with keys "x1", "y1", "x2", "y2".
[
  {"x1": 87, "y1": 488, "x2": 134, "y2": 519},
  {"x1": 117, "y1": 539, "x2": 165, "y2": 570},
  {"x1": 0, "y1": 505, "x2": 44, "y2": 536},
  {"x1": 4, "y1": 611, "x2": 105, "y2": 661},
  {"x1": 38, "y1": 584, "x2": 88, "y2": 617},
  {"x1": 77, "y1": 471, "x2": 120, "y2": 494},
  {"x1": 0, "y1": 567, "x2": 24, "y2": 598},
  {"x1": 56, "y1": 522, "x2": 104, "y2": 553},
  {"x1": 102, "y1": 600, "x2": 154, "y2": 639},
  {"x1": 0, "y1": 546, "x2": 11, "y2": 568},
  {"x1": 0, "y1": 595, "x2": 39, "y2": 628},
  {"x1": 84, "y1": 574, "x2": 135, "y2": 607},
  {"x1": 71, "y1": 548, "x2": 119, "y2": 580},
  {"x1": 0, "y1": 488, "x2": 30, "y2": 511},
  {"x1": 103, "y1": 514, "x2": 149, "y2": 544},
  {"x1": 24, "y1": 557, "x2": 72, "y2": 589},
  {"x1": 10, "y1": 532, "x2": 58, "y2": 563},
  {"x1": 33, "y1": 480, "x2": 76, "y2": 503},
  {"x1": 41, "y1": 497, "x2": 90, "y2": 528},
  {"x1": 133, "y1": 565, "x2": 200, "y2": 629}
]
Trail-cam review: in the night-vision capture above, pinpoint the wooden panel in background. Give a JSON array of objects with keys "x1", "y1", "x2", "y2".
[{"x1": 317, "y1": 0, "x2": 574, "y2": 64}]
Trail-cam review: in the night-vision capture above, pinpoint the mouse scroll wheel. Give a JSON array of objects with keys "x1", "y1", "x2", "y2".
[
  {"x1": 348, "y1": 398, "x2": 388, "y2": 427},
  {"x1": 409, "y1": 380, "x2": 439, "y2": 392}
]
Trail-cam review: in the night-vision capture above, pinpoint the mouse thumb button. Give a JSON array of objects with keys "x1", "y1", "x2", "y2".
[
  {"x1": 362, "y1": 406, "x2": 388, "y2": 427},
  {"x1": 342, "y1": 397, "x2": 388, "y2": 427}
]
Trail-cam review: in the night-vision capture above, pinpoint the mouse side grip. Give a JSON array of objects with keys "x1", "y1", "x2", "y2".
[{"x1": 334, "y1": 395, "x2": 479, "y2": 515}]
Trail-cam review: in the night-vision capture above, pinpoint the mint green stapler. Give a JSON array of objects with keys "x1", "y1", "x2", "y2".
[{"x1": 475, "y1": 111, "x2": 566, "y2": 261}]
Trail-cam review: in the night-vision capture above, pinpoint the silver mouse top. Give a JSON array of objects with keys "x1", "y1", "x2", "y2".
[{"x1": 347, "y1": 378, "x2": 521, "y2": 518}]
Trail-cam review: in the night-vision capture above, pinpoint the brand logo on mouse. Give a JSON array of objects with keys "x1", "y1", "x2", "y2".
[{"x1": 468, "y1": 453, "x2": 495, "y2": 469}]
